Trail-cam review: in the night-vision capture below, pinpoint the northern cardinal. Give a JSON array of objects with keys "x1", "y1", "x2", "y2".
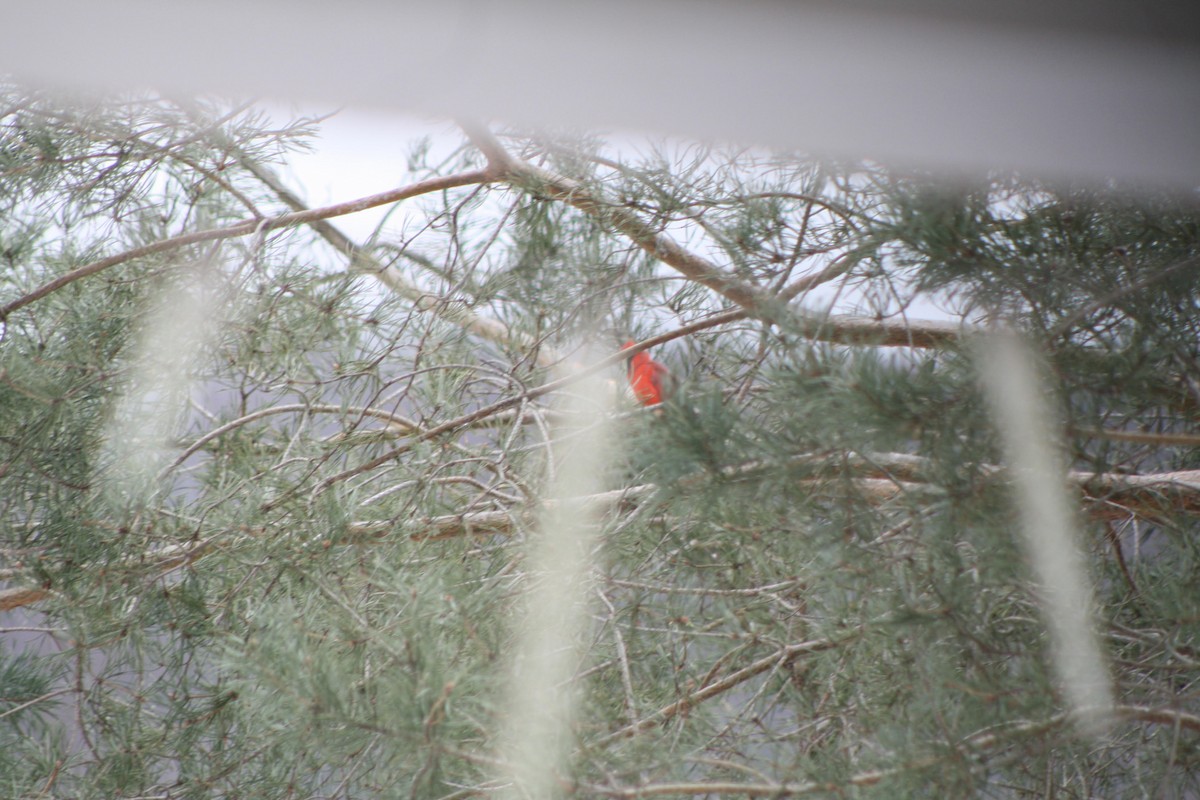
[{"x1": 621, "y1": 340, "x2": 671, "y2": 406}]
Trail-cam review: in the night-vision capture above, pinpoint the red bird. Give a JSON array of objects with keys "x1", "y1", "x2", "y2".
[{"x1": 621, "y1": 340, "x2": 671, "y2": 407}]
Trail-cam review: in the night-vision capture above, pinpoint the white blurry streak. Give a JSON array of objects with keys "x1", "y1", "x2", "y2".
[
  {"x1": 499, "y1": 351, "x2": 614, "y2": 799},
  {"x1": 99, "y1": 264, "x2": 227, "y2": 502},
  {"x1": 979, "y1": 334, "x2": 1114, "y2": 735}
]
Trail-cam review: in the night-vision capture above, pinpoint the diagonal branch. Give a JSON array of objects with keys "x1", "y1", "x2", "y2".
[
  {"x1": 1052, "y1": 254, "x2": 1200, "y2": 339},
  {"x1": 589, "y1": 630, "x2": 862, "y2": 749},
  {"x1": 461, "y1": 122, "x2": 962, "y2": 348},
  {"x1": 463, "y1": 121, "x2": 774, "y2": 314},
  {"x1": 237, "y1": 156, "x2": 563, "y2": 367},
  {"x1": 0, "y1": 170, "x2": 490, "y2": 321},
  {"x1": 310, "y1": 344, "x2": 650, "y2": 494}
]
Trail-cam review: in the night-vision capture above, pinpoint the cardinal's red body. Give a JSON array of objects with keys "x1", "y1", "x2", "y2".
[{"x1": 622, "y1": 341, "x2": 670, "y2": 406}]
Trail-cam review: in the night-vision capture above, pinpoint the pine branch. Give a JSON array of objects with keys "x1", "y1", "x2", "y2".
[
  {"x1": 162, "y1": 308, "x2": 759, "y2": 509},
  {"x1": 347, "y1": 485, "x2": 656, "y2": 541},
  {"x1": 582, "y1": 706, "x2": 1200, "y2": 797},
  {"x1": 588, "y1": 629, "x2": 862, "y2": 750},
  {"x1": 460, "y1": 121, "x2": 962, "y2": 348},
  {"x1": 7, "y1": 96, "x2": 1198, "y2": 797},
  {"x1": 0, "y1": 586, "x2": 50, "y2": 612},
  {"x1": 6, "y1": 453, "x2": 1191, "y2": 615},
  {"x1": 0, "y1": 688, "x2": 73, "y2": 722},
  {"x1": 164, "y1": 403, "x2": 421, "y2": 476},
  {"x1": 1052, "y1": 254, "x2": 1200, "y2": 339},
  {"x1": 311, "y1": 344, "x2": 651, "y2": 495},
  {"x1": 237, "y1": 155, "x2": 563, "y2": 368},
  {"x1": 778, "y1": 251, "x2": 860, "y2": 302},
  {"x1": 0, "y1": 169, "x2": 490, "y2": 320},
  {"x1": 352, "y1": 455, "x2": 1200, "y2": 542},
  {"x1": 0, "y1": 529, "x2": 227, "y2": 611}
]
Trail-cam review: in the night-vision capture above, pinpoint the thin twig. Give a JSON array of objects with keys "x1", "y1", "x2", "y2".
[
  {"x1": 238, "y1": 155, "x2": 562, "y2": 367},
  {"x1": 589, "y1": 630, "x2": 860, "y2": 749},
  {"x1": 1, "y1": 170, "x2": 490, "y2": 320}
]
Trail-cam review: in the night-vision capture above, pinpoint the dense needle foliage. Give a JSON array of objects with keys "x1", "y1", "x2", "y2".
[{"x1": 1, "y1": 89, "x2": 1198, "y2": 798}]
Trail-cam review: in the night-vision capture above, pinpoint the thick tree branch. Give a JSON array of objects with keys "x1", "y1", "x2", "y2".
[
  {"x1": 0, "y1": 586, "x2": 49, "y2": 612},
  {"x1": 345, "y1": 454, "x2": 1200, "y2": 543},
  {"x1": 464, "y1": 121, "x2": 769, "y2": 311},
  {"x1": 460, "y1": 122, "x2": 962, "y2": 348},
  {"x1": 1, "y1": 459, "x2": 1194, "y2": 611}
]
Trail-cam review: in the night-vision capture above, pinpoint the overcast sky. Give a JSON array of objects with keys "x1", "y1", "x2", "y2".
[{"x1": 280, "y1": 107, "x2": 442, "y2": 243}]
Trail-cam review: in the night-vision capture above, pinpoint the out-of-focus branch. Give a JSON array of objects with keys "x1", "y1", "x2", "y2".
[
  {"x1": 0, "y1": 586, "x2": 50, "y2": 612},
  {"x1": 0, "y1": 533, "x2": 220, "y2": 612},
  {"x1": 1073, "y1": 426, "x2": 1200, "y2": 448}
]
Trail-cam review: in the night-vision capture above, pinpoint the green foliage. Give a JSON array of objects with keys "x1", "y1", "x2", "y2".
[{"x1": 0, "y1": 87, "x2": 1197, "y2": 798}]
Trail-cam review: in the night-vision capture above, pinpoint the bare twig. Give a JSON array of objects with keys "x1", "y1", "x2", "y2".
[
  {"x1": 238, "y1": 156, "x2": 562, "y2": 367},
  {"x1": 164, "y1": 403, "x2": 420, "y2": 476},
  {"x1": 590, "y1": 630, "x2": 859, "y2": 748},
  {"x1": 0, "y1": 688, "x2": 73, "y2": 721},
  {"x1": 0, "y1": 170, "x2": 490, "y2": 320}
]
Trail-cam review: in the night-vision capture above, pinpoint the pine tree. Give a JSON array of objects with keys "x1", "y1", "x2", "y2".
[{"x1": 1, "y1": 86, "x2": 1198, "y2": 798}]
